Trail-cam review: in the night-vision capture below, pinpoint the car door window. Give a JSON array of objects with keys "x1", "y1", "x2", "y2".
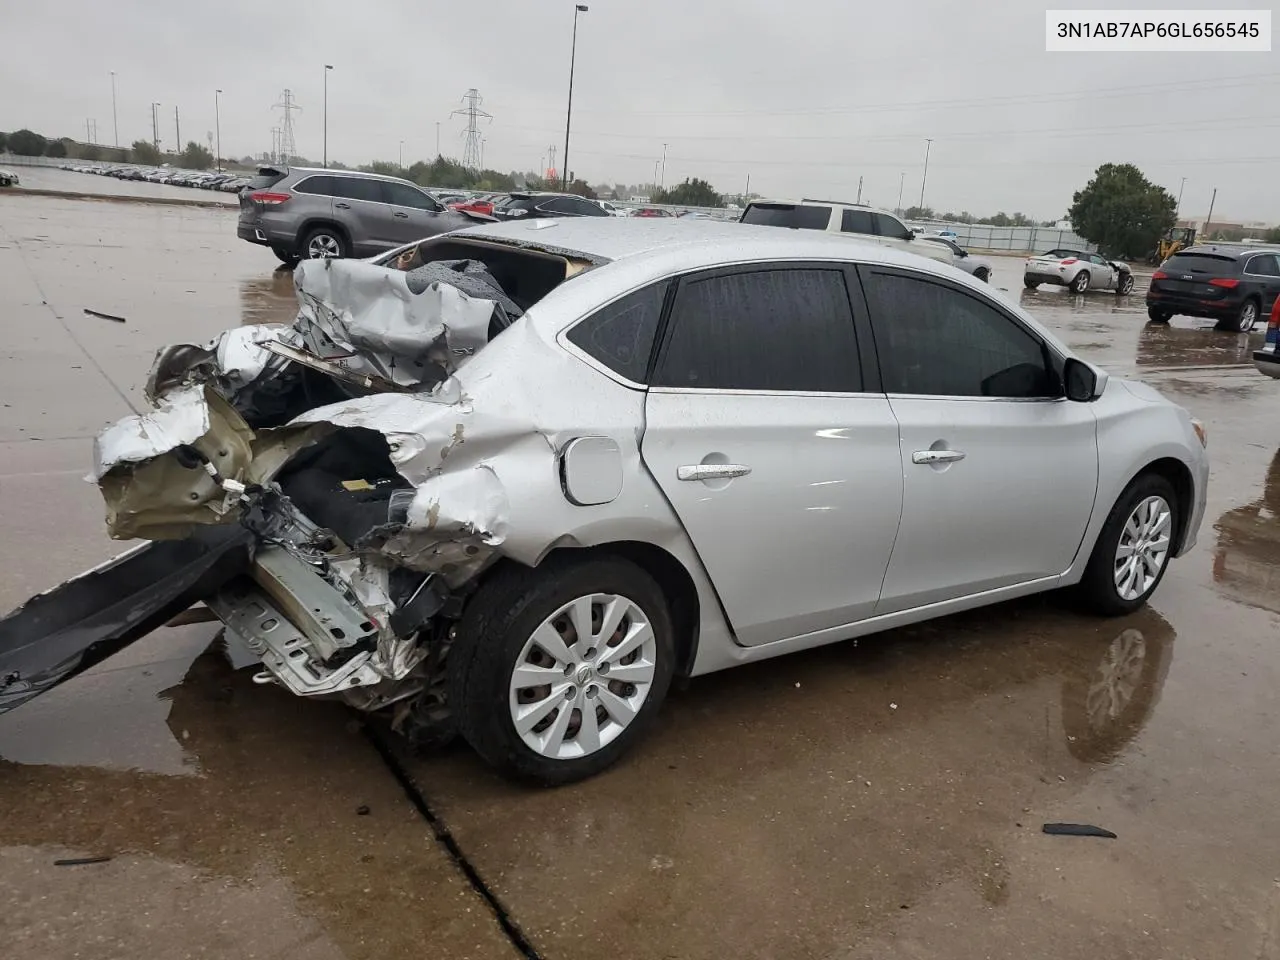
[
  {"x1": 384, "y1": 182, "x2": 441, "y2": 211},
  {"x1": 863, "y1": 271, "x2": 1058, "y2": 399},
  {"x1": 873, "y1": 214, "x2": 911, "y2": 240},
  {"x1": 570, "y1": 197, "x2": 608, "y2": 216},
  {"x1": 293, "y1": 175, "x2": 336, "y2": 196},
  {"x1": 654, "y1": 268, "x2": 861, "y2": 393},
  {"x1": 330, "y1": 177, "x2": 386, "y2": 203},
  {"x1": 1089, "y1": 254, "x2": 1108, "y2": 266},
  {"x1": 567, "y1": 282, "x2": 668, "y2": 383},
  {"x1": 841, "y1": 209, "x2": 874, "y2": 235},
  {"x1": 1246, "y1": 254, "x2": 1280, "y2": 277},
  {"x1": 538, "y1": 197, "x2": 574, "y2": 214}
]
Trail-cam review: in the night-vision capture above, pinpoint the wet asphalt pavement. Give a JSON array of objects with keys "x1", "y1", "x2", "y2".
[{"x1": 2, "y1": 192, "x2": 1279, "y2": 960}]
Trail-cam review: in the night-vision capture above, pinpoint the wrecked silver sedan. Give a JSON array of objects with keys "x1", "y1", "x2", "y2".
[{"x1": 0, "y1": 219, "x2": 1208, "y2": 783}]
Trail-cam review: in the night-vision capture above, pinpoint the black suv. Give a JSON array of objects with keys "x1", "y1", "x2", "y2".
[
  {"x1": 1147, "y1": 245, "x2": 1280, "y2": 332},
  {"x1": 490, "y1": 192, "x2": 610, "y2": 221}
]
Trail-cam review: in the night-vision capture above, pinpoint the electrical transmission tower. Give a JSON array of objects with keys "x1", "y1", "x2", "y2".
[
  {"x1": 273, "y1": 89, "x2": 301, "y2": 163},
  {"x1": 546, "y1": 144, "x2": 558, "y2": 182},
  {"x1": 450, "y1": 89, "x2": 492, "y2": 171}
]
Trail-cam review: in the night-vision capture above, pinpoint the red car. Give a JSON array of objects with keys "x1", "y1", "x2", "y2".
[
  {"x1": 448, "y1": 193, "x2": 504, "y2": 216},
  {"x1": 633, "y1": 207, "x2": 675, "y2": 218}
]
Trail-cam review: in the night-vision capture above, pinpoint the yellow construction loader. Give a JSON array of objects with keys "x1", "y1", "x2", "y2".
[{"x1": 1151, "y1": 227, "x2": 1196, "y2": 265}]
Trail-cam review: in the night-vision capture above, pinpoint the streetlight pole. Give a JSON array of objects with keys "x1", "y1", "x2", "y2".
[
  {"x1": 897, "y1": 171, "x2": 905, "y2": 213},
  {"x1": 1175, "y1": 176, "x2": 1187, "y2": 220},
  {"x1": 562, "y1": 3, "x2": 588, "y2": 190},
  {"x1": 323, "y1": 64, "x2": 333, "y2": 168},
  {"x1": 481, "y1": 137, "x2": 486, "y2": 170},
  {"x1": 399, "y1": 139, "x2": 404, "y2": 170},
  {"x1": 436, "y1": 122, "x2": 441, "y2": 158},
  {"x1": 661, "y1": 143, "x2": 668, "y2": 189},
  {"x1": 110, "y1": 71, "x2": 119, "y2": 148},
  {"x1": 918, "y1": 139, "x2": 932, "y2": 210},
  {"x1": 151, "y1": 102, "x2": 160, "y2": 153},
  {"x1": 215, "y1": 89, "x2": 222, "y2": 172}
]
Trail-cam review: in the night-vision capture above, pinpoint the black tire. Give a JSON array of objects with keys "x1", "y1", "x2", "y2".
[
  {"x1": 974, "y1": 267, "x2": 990, "y2": 283},
  {"x1": 1147, "y1": 306, "x2": 1172, "y2": 323},
  {"x1": 300, "y1": 225, "x2": 348, "y2": 260},
  {"x1": 1024, "y1": 279, "x2": 1039, "y2": 290},
  {"x1": 1116, "y1": 272, "x2": 1135, "y2": 295},
  {"x1": 449, "y1": 555, "x2": 675, "y2": 785},
  {"x1": 271, "y1": 244, "x2": 298, "y2": 265},
  {"x1": 1215, "y1": 298, "x2": 1259, "y2": 333},
  {"x1": 1077, "y1": 473, "x2": 1179, "y2": 617},
  {"x1": 1070, "y1": 270, "x2": 1090, "y2": 294}
]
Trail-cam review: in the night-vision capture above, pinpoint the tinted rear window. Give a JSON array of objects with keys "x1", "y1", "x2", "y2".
[
  {"x1": 248, "y1": 167, "x2": 287, "y2": 190},
  {"x1": 742, "y1": 204, "x2": 830, "y2": 230},
  {"x1": 294, "y1": 175, "x2": 337, "y2": 196},
  {"x1": 330, "y1": 177, "x2": 387, "y2": 203},
  {"x1": 1163, "y1": 253, "x2": 1238, "y2": 275}
]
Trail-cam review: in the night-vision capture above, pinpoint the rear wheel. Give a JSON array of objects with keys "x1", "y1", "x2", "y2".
[
  {"x1": 1024, "y1": 279, "x2": 1039, "y2": 290},
  {"x1": 271, "y1": 244, "x2": 298, "y2": 265},
  {"x1": 974, "y1": 267, "x2": 990, "y2": 283},
  {"x1": 1116, "y1": 272, "x2": 1135, "y2": 295},
  {"x1": 1216, "y1": 299, "x2": 1259, "y2": 333},
  {"x1": 1070, "y1": 270, "x2": 1090, "y2": 294},
  {"x1": 1147, "y1": 306, "x2": 1171, "y2": 323},
  {"x1": 301, "y1": 226, "x2": 348, "y2": 260},
  {"x1": 449, "y1": 556, "x2": 675, "y2": 784},
  {"x1": 1077, "y1": 474, "x2": 1178, "y2": 616}
]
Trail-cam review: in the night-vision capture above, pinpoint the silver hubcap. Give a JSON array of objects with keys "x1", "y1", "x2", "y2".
[
  {"x1": 1075, "y1": 272, "x2": 1089, "y2": 292},
  {"x1": 1240, "y1": 303, "x2": 1257, "y2": 331},
  {"x1": 509, "y1": 593, "x2": 657, "y2": 760},
  {"x1": 1120, "y1": 276, "x2": 1133, "y2": 293},
  {"x1": 1085, "y1": 628, "x2": 1146, "y2": 730},
  {"x1": 1114, "y1": 496, "x2": 1172, "y2": 600},
  {"x1": 307, "y1": 234, "x2": 341, "y2": 258}
]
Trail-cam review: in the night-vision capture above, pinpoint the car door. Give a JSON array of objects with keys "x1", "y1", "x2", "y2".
[
  {"x1": 641, "y1": 263, "x2": 903, "y2": 646},
  {"x1": 329, "y1": 176, "x2": 397, "y2": 254},
  {"x1": 876, "y1": 212, "x2": 952, "y2": 264},
  {"x1": 840, "y1": 209, "x2": 879, "y2": 244},
  {"x1": 858, "y1": 266, "x2": 1099, "y2": 614},
  {"x1": 383, "y1": 181, "x2": 452, "y2": 243},
  {"x1": 1088, "y1": 253, "x2": 1115, "y2": 289},
  {"x1": 1243, "y1": 253, "x2": 1280, "y2": 313}
]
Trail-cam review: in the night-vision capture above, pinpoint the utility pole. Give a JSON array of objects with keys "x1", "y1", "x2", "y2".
[
  {"x1": 86, "y1": 119, "x2": 92, "y2": 143},
  {"x1": 856, "y1": 175, "x2": 863, "y2": 205},
  {"x1": 661, "y1": 142, "x2": 668, "y2": 189},
  {"x1": 653, "y1": 159, "x2": 659, "y2": 192},
  {"x1": 481, "y1": 137, "x2": 487, "y2": 170},
  {"x1": 399, "y1": 140, "x2": 404, "y2": 169},
  {"x1": 174, "y1": 105, "x2": 181, "y2": 153},
  {"x1": 918, "y1": 138, "x2": 932, "y2": 210},
  {"x1": 451, "y1": 89, "x2": 493, "y2": 172},
  {"x1": 1175, "y1": 176, "x2": 1187, "y2": 220},
  {"x1": 562, "y1": 3, "x2": 588, "y2": 190},
  {"x1": 215, "y1": 89, "x2": 222, "y2": 172},
  {"x1": 1204, "y1": 187, "x2": 1218, "y2": 239},
  {"x1": 151, "y1": 103, "x2": 160, "y2": 153},
  {"x1": 322, "y1": 65, "x2": 333, "y2": 167},
  {"x1": 897, "y1": 171, "x2": 905, "y2": 213},
  {"x1": 110, "y1": 71, "x2": 119, "y2": 148},
  {"x1": 436, "y1": 121, "x2": 441, "y2": 157},
  {"x1": 745, "y1": 173, "x2": 750, "y2": 200}
]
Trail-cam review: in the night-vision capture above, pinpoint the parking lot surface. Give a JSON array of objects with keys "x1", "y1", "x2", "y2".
[{"x1": 2, "y1": 193, "x2": 1279, "y2": 960}]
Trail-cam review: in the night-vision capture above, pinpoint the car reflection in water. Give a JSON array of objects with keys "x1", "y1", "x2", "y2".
[
  {"x1": 1136, "y1": 319, "x2": 1258, "y2": 371},
  {"x1": 238, "y1": 270, "x2": 300, "y2": 327},
  {"x1": 1213, "y1": 449, "x2": 1280, "y2": 614}
]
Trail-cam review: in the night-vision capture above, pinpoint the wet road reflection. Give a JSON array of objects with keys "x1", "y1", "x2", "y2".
[
  {"x1": 1136, "y1": 320, "x2": 1259, "y2": 370},
  {"x1": 238, "y1": 266, "x2": 299, "y2": 327},
  {"x1": 1214, "y1": 448, "x2": 1280, "y2": 614}
]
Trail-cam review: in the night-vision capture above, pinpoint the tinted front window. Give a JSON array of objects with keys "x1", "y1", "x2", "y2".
[
  {"x1": 654, "y1": 269, "x2": 861, "y2": 392},
  {"x1": 294, "y1": 175, "x2": 337, "y2": 196},
  {"x1": 384, "y1": 182, "x2": 439, "y2": 210},
  {"x1": 863, "y1": 272, "x2": 1056, "y2": 398},
  {"x1": 841, "y1": 210, "x2": 874, "y2": 234},
  {"x1": 873, "y1": 213, "x2": 911, "y2": 240},
  {"x1": 742, "y1": 204, "x2": 831, "y2": 230},
  {"x1": 1245, "y1": 254, "x2": 1280, "y2": 277},
  {"x1": 330, "y1": 177, "x2": 386, "y2": 203},
  {"x1": 567, "y1": 282, "x2": 668, "y2": 383},
  {"x1": 570, "y1": 197, "x2": 609, "y2": 216}
]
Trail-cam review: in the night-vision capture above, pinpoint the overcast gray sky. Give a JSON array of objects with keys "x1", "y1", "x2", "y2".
[{"x1": 3, "y1": 0, "x2": 1277, "y2": 220}]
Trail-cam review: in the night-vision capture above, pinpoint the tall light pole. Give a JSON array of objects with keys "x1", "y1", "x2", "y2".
[
  {"x1": 323, "y1": 64, "x2": 333, "y2": 168},
  {"x1": 1175, "y1": 176, "x2": 1187, "y2": 220},
  {"x1": 562, "y1": 3, "x2": 588, "y2": 190},
  {"x1": 917, "y1": 138, "x2": 932, "y2": 210},
  {"x1": 436, "y1": 121, "x2": 441, "y2": 157},
  {"x1": 481, "y1": 137, "x2": 487, "y2": 170},
  {"x1": 110, "y1": 71, "x2": 119, "y2": 148},
  {"x1": 897, "y1": 171, "x2": 905, "y2": 213},
  {"x1": 399, "y1": 139, "x2": 404, "y2": 170},
  {"x1": 661, "y1": 142, "x2": 668, "y2": 189},
  {"x1": 214, "y1": 89, "x2": 222, "y2": 172},
  {"x1": 151, "y1": 102, "x2": 161, "y2": 153}
]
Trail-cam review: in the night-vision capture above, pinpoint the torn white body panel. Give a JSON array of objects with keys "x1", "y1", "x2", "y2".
[{"x1": 93, "y1": 384, "x2": 211, "y2": 480}]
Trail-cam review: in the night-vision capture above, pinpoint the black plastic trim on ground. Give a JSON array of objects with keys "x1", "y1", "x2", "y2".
[{"x1": 364, "y1": 729, "x2": 544, "y2": 960}]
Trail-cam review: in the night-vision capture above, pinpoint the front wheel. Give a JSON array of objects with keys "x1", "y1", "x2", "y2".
[
  {"x1": 1147, "y1": 306, "x2": 1171, "y2": 323},
  {"x1": 1116, "y1": 272, "x2": 1135, "y2": 295},
  {"x1": 449, "y1": 556, "x2": 675, "y2": 785},
  {"x1": 1070, "y1": 270, "x2": 1090, "y2": 294},
  {"x1": 1077, "y1": 474, "x2": 1178, "y2": 616},
  {"x1": 1023, "y1": 278, "x2": 1039, "y2": 290}
]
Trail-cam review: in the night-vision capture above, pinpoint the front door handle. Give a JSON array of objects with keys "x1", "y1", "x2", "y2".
[
  {"x1": 677, "y1": 464, "x2": 752, "y2": 482},
  {"x1": 912, "y1": 449, "x2": 966, "y2": 465},
  {"x1": 394, "y1": 211, "x2": 409, "y2": 218},
  {"x1": 334, "y1": 202, "x2": 351, "y2": 209}
]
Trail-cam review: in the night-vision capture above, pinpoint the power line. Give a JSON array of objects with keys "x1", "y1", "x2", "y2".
[{"x1": 451, "y1": 88, "x2": 492, "y2": 172}]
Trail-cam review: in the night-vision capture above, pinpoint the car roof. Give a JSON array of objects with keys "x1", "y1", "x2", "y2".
[
  {"x1": 451, "y1": 216, "x2": 934, "y2": 267},
  {"x1": 277, "y1": 165, "x2": 419, "y2": 187},
  {"x1": 749, "y1": 197, "x2": 890, "y2": 214}
]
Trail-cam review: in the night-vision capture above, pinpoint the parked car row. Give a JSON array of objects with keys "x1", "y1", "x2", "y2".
[{"x1": 61, "y1": 162, "x2": 251, "y2": 193}]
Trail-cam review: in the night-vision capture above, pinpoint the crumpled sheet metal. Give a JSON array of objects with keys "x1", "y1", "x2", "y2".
[
  {"x1": 294, "y1": 258, "x2": 495, "y2": 389},
  {"x1": 92, "y1": 384, "x2": 211, "y2": 480},
  {"x1": 147, "y1": 324, "x2": 295, "y2": 403}
]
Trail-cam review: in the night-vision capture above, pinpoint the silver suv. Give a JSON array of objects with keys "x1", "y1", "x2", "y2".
[{"x1": 237, "y1": 166, "x2": 474, "y2": 264}]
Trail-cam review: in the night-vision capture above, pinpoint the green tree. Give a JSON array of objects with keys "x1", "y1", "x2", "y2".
[
  {"x1": 8, "y1": 129, "x2": 47, "y2": 156},
  {"x1": 902, "y1": 205, "x2": 934, "y2": 220},
  {"x1": 1265, "y1": 227, "x2": 1280, "y2": 244},
  {"x1": 131, "y1": 140, "x2": 161, "y2": 164},
  {"x1": 652, "y1": 177, "x2": 721, "y2": 207},
  {"x1": 0, "y1": 132, "x2": 7, "y2": 153},
  {"x1": 45, "y1": 139, "x2": 67, "y2": 158},
  {"x1": 1068, "y1": 163, "x2": 1176, "y2": 260},
  {"x1": 177, "y1": 141, "x2": 213, "y2": 169}
]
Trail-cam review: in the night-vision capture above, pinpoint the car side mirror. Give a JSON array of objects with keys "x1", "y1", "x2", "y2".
[
  {"x1": 1064, "y1": 357, "x2": 1099, "y2": 402},
  {"x1": 906, "y1": 230, "x2": 916, "y2": 240}
]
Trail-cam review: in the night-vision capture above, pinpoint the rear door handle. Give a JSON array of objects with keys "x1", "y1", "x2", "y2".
[
  {"x1": 912, "y1": 449, "x2": 966, "y2": 465},
  {"x1": 677, "y1": 464, "x2": 752, "y2": 481},
  {"x1": 394, "y1": 211, "x2": 409, "y2": 218},
  {"x1": 335, "y1": 202, "x2": 351, "y2": 209}
]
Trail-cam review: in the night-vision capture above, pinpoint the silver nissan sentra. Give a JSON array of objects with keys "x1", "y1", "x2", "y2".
[{"x1": 0, "y1": 218, "x2": 1209, "y2": 784}]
